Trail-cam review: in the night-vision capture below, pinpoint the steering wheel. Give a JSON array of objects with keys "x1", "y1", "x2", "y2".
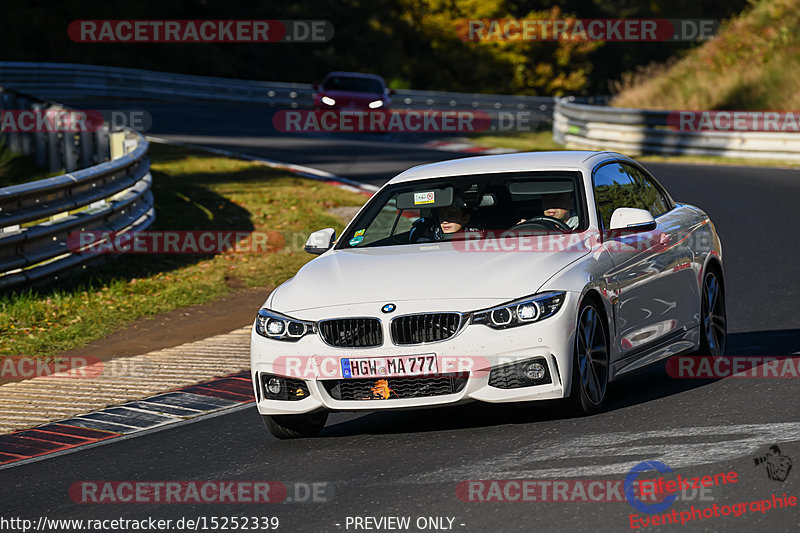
[{"x1": 510, "y1": 215, "x2": 571, "y2": 232}]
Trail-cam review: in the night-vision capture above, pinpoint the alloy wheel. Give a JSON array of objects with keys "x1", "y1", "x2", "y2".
[
  {"x1": 702, "y1": 272, "x2": 727, "y2": 356},
  {"x1": 575, "y1": 305, "x2": 609, "y2": 406}
]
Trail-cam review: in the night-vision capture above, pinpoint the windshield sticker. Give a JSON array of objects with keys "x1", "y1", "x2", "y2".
[
  {"x1": 414, "y1": 191, "x2": 435, "y2": 205},
  {"x1": 354, "y1": 229, "x2": 365, "y2": 237},
  {"x1": 349, "y1": 236, "x2": 364, "y2": 246}
]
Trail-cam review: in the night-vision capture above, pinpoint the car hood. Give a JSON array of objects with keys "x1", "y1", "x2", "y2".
[{"x1": 271, "y1": 243, "x2": 587, "y2": 313}]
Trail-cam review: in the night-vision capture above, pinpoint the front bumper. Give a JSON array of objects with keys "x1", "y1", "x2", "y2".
[{"x1": 250, "y1": 294, "x2": 578, "y2": 415}]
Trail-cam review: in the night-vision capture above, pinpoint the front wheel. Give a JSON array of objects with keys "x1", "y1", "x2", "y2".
[
  {"x1": 262, "y1": 411, "x2": 328, "y2": 439},
  {"x1": 698, "y1": 270, "x2": 726, "y2": 356},
  {"x1": 567, "y1": 299, "x2": 610, "y2": 416}
]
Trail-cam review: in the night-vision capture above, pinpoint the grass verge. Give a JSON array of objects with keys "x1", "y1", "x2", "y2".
[
  {"x1": 469, "y1": 131, "x2": 564, "y2": 152},
  {"x1": 0, "y1": 149, "x2": 58, "y2": 187},
  {"x1": 0, "y1": 143, "x2": 367, "y2": 358},
  {"x1": 611, "y1": 0, "x2": 800, "y2": 110}
]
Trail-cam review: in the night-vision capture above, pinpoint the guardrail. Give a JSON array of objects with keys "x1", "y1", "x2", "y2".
[
  {"x1": 0, "y1": 61, "x2": 554, "y2": 116},
  {"x1": 553, "y1": 97, "x2": 800, "y2": 161},
  {"x1": 0, "y1": 87, "x2": 154, "y2": 290}
]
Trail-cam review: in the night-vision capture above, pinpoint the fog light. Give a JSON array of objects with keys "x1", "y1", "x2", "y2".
[
  {"x1": 523, "y1": 362, "x2": 546, "y2": 381},
  {"x1": 266, "y1": 319, "x2": 285, "y2": 336},
  {"x1": 267, "y1": 378, "x2": 282, "y2": 395}
]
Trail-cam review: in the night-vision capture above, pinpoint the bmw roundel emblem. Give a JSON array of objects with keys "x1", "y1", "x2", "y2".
[{"x1": 381, "y1": 303, "x2": 396, "y2": 314}]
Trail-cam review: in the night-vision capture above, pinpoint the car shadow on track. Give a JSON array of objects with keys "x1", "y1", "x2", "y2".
[{"x1": 322, "y1": 329, "x2": 800, "y2": 437}]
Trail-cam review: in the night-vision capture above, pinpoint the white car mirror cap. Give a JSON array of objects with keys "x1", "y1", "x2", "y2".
[
  {"x1": 304, "y1": 228, "x2": 336, "y2": 255},
  {"x1": 609, "y1": 207, "x2": 656, "y2": 231}
]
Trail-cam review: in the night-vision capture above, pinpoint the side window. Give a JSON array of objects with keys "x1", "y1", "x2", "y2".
[
  {"x1": 593, "y1": 163, "x2": 644, "y2": 229},
  {"x1": 629, "y1": 166, "x2": 670, "y2": 218}
]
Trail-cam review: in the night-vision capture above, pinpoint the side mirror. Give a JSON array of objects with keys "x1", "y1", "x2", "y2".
[
  {"x1": 304, "y1": 228, "x2": 336, "y2": 255},
  {"x1": 609, "y1": 207, "x2": 656, "y2": 232},
  {"x1": 388, "y1": 88, "x2": 396, "y2": 96},
  {"x1": 312, "y1": 83, "x2": 320, "y2": 91}
]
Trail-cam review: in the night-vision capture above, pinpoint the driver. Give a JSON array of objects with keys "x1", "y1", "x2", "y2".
[
  {"x1": 517, "y1": 192, "x2": 578, "y2": 229},
  {"x1": 410, "y1": 197, "x2": 480, "y2": 243},
  {"x1": 437, "y1": 204, "x2": 473, "y2": 234}
]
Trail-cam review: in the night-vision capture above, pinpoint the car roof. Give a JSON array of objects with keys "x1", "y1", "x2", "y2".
[
  {"x1": 323, "y1": 71, "x2": 386, "y2": 82},
  {"x1": 387, "y1": 151, "x2": 633, "y2": 185}
]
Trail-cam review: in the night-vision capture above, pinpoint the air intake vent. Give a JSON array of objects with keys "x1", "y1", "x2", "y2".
[
  {"x1": 391, "y1": 313, "x2": 463, "y2": 345},
  {"x1": 318, "y1": 318, "x2": 383, "y2": 348},
  {"x1": 322, "y1": 373, "x2": 468, "y2": 400}
]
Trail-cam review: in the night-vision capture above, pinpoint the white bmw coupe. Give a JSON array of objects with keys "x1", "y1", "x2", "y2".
[{"x1": 250, "y1": 151, "x2": 725, "y2": 438}]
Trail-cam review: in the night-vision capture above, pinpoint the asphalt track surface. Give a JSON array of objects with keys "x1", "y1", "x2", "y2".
[{"x1": 1, "y1": 101, "x2": 799, "y2": 533}]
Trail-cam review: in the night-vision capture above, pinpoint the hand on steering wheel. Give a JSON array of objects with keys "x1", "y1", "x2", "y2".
[{"x1": 510, "y1": 215, "x2": 571, "y2": 232}]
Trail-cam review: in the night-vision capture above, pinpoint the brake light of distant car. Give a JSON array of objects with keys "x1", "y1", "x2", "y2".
[
  {"x1": 255, "y1": 309, "x2": 316, "y2": 341},
  {"x1": 471, "y1": 291, "x2": 566, "y2": 329},
  {"x1": 368, "y1": 100, "x2": 384, "y2": 109},
  {"x1": 321, "y1": 96, "x2": 336, "y2": 106}
]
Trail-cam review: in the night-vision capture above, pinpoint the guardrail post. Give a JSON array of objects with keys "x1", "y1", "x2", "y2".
[
  {"x1": 80, "y1": 130, "x2": 94, "y2": 167},
  {"x1": 32, "y1": 102, "x2": 47, "y2": 167},
  {"x1": 95, "y1": 123, "x2": 110, "y2": 162},
  {"x1": 4, "y1": 91, "x2": 21, "y2": 154},
  {"x1": 62, "y1": 129, "x2": 79, "y2": 172},
  {"x1": 0, "y1": 88, "x2": 5, "y2": 148},
  {"x1": 17, "y1": 97, "x2": 34, "y2": 156},
  {"x1": 47, "y1": 111, "x2": 61, "y2": 173}
]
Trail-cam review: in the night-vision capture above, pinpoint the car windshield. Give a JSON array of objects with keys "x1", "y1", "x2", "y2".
[
  {"x1": 323, "y1": 76, "x2": 384, "y2": 94},
  {"x1": 339, "y1": 171, "x2": 586, "y2": 249}
]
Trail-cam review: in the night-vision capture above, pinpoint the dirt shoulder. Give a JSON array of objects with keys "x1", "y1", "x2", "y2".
[{"x1": 54, "y1": 286, "x2": 268, "y2": 363}]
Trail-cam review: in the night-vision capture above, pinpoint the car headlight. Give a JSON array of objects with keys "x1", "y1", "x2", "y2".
[
  {"x1": 471, "y1": 291, "x2": 566, "y2": 329},
  {"x1": 255, "y1": 309, "x2": 315, "y2": 341},
  {"x1": 368, "y1": 99, "x2": 384, "y2": 109},
  {"x1": 321, "y1": 96, "x2": 336, "y2": 106}
]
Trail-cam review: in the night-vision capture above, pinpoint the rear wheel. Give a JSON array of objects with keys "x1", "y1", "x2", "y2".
[
  {"x1": 262, "y1": 411, "x2": 328, "y2": 439},
  {"x1": 567, "y1": 299, "x2": 610, "y2": 416},
  {"x1": 699, "y1": 269, "x2": 726, "y2": 356}
]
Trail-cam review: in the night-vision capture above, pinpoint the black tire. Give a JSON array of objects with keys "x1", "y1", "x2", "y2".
[
  {"x1": 698, "y1": 269, "x2": 726, "y2": 356},
  {"x1": 566, "y1": 298, "x2": 610, "y2": 416},
  {"x1": 262, "y1": 411, "x2": 328, "y2": 439}
]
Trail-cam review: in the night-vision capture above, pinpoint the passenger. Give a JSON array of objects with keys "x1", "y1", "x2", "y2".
[{"x1": 518, "y1": 192, "x2": 579, "y2": 229}]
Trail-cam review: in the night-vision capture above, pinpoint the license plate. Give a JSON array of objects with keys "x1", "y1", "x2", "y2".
[{"x1": 341, "y1": 354, "x2": 437, "y2": 378}]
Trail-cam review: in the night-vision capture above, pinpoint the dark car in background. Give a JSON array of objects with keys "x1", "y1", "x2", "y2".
[{"x1": 313, "y1": 71, "x2": 393, "y2": 111}]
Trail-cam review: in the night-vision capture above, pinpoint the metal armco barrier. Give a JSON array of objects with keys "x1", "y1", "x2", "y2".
[
  {"x1": 553, "y1": 97, "x2": 800, "y2": 161},
  {"x1": 0, "y1": 87, "x2": 154, "y2": 290},
  {"x1": 0, "y1": 62, "x2": 554, "y2": 115}
]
